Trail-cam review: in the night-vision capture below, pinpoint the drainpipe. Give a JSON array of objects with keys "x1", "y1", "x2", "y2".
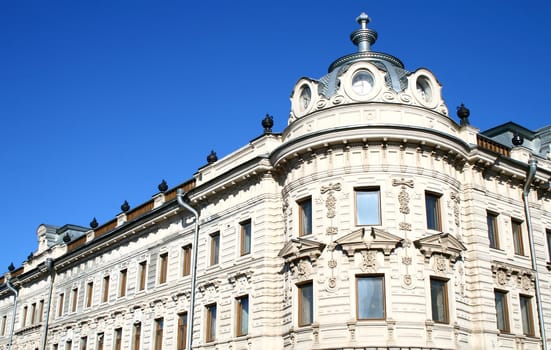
[
  {"x1": 177, "y1": 189, "x2": 199, "y2": 350},
  {"x1": 5, "y1": 278, "x2": 18, "y2": 350},
  {"x1": 523, "y1": 158, "x2": 547, "y2": 350},
  {"x1": 40, "y1": 258, "x2": 55, "y2": 350}
]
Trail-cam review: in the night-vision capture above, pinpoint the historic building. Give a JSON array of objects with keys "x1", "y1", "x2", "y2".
[{"x1": 1, "y1": 12, "x2": 550, "y2": 350}]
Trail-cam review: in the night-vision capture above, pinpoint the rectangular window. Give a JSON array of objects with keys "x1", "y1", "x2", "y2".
[
  {"x1": 240, "y1": 220, "x2": 252, "y2": 256},
  {"x1": 97, "y1": 333, "x2": 104, "y2": 350},
  {"x1": 58, "y1": 293, "x2": 65, "y2": 317},
  {"x1": 114, "y1": 328, "x2": 122, "y2": 350},
  {"x1": 71, "y1": 288, "x2": 78, "y2": 313},
  {"x1": 138, "y1": 261, "x2": 147, "y2": 291},
  {"x1": 102, "y1": 276, "x2": 110, "y2": 303},
  {"x1": 53, "y1": 344, "x2": 58, "y2": 350},
  {"x1": 297, "y1": 281, "x2": 313, "y2": 326},
  {"x1": 205, "y1": 303, "x2": 217, "y2": 342},
  {"x1": 119, "y1": 269, "x2": 127, "y2": 297},
  {"x1": 80, "y1": 336, "x2": 87, "y2": 350},
  {"x1": 86, "y1": 282, "x2": 93, "y2": 308},
  {"x1": 177, "y1": 312, "x2": 187, "y2": 350},
  {"x1": 356, "y1": 188, "x2": 381, "y2": 226},
  {"x1": 38, "y1": 300, "x2": 44, "y2": 322},
  {"x1": 520, "y1": 295, "x2": 534, "y2": 336},
  {"x1": 65, "y1": 340, "x2": 72, "y2": 350},
  {"x1": 546, "y1": 229, "x2": 551, "y2": 261},
  {"x1": 298, "y1": 197, "x2": 312, "y2": 236},
  {"x1": 132, "y1": 322, "x2": 141, "y2": 350},
  {"x1": 154, "y1": 318, "x2": 163, "y2": 350},
  {"x1": 182, "y1": 245, "x2": 192, "y2": 277},
  {"x1": 425, "y1": 192, "x2": 442, "y2": 231},
  {"x1": 430, "y1": 277, "x2": 449, "y2": 323},
  {"x1": 210, "y1": 232, "x2": 220, "y2": 266},
  {"x1": 236, "y1": 295, "x2": 249, "y2": 336},
  {"x1": 494, "y1": 290, "x2": 509, "y2": 332},
  {"x1": 356, "y1": 275, "x2": 385, "y2": 319},
  {"x1": 1, "y1": 315, "x2": 6, "y2": 336},
  {"x1": 22, "y1": 305, "x2": 28, "y2": 326},
  {"x1": 30, "y1": 303, "x2": 36, "y2": 325},
  {"x1": 159, "y1": 253, "x2": 168, "y2": 284},
  {"x1": 512, "y1": 219, "x2": 524, "y2": 255},
  {"x1": 487, "y1": 211, "x2": 499, "y2": 249}
]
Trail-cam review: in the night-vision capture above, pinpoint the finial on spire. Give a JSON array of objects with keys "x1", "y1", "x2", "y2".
[
  {"x1": 350, "y1": 12, "x2": 378, "y2": 52},
  {"x1": 356, "y1": 12, "x2": 370, "y2": 29}
]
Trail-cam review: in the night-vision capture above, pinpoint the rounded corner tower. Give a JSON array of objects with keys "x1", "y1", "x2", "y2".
[{"x1": 285, "y1": 12, "x2": 451, "y2": 143}]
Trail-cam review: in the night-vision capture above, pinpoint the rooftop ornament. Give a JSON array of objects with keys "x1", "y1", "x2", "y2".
[
  {"x1": 63, "y1": 233, "x2": 71, "y2": 243},
  {"x1": 158, "y1": 179, "x2": 168, "y2": 193},
  {"x1": 8, "y1": 263, "x2": 14, "y2": 272},
  {"x1": 90, "y1": 217, "x2": 99, "y2": 229},
  {"x1": 262, "y1": 114, "x2": 274, "y2": 133},
  {"x1": 121, "y1": 200, "x2": 130, "y2": 213},
  {"x1": 350, "y1": 12, "x2": 378, "y2": 52},
  {"x1": 207, "y1": 150, "x2": 218, "y2": 164},
  {"x1": 512, "y1": 133, "x2": 524, "y2": 146},
  {"x1": 457, "y1": 104, "x2": 470, "y2": 126}
]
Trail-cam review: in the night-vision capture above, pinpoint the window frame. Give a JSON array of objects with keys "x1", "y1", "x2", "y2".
[
  {"x1": 158, "y1": 253, "x2": 168, "y2": 284},
  {"x1": 494, "y1": 289, "x2": 510, "y2": 333},
  {"x1": 356, "y1": 274, "x2": 385, "y2": 320},
  {"x1": 240, "y1": 219, "x2": 252, "y2": 256},
  {"x1": 85, "y1": 281, "x2": 94, "y2": 308},
  {"x1": 355, "y1": 187, "x2": 381, "y2": 226},
  {"x1": 205, "y1": 303, "x2": 217, "y2": 343},
  {"x1": 58, "y1": 293, "x2": 65, "y2": 317},
  {"x1": 119, "y1": 269, "x2": 127, "y2": 297},
  {"x1": 297, "y1": 196, "x2": 313, "y2": 236},
  {"x1": 38, "y1": 300, "x2": 44, "y2": 322},
  {"x1": 546, "y1": 229, "x2": 551, "y2": 262},
  {"x1": 102, "y1": 276, "x2": 110, "y2": 303},
  {"x1": 512, "y1": 219, "x2": 525, "y2": 256},
  {"x1": 519, "y1": 294, "x2": 535, "y2": 336},
  {"x1": 487, "y1": 211, "x2": 499, "y2": 249},
  {"x1": 182, "y1": 245, "x2": 192, "y2": 277},
  {"x1": 210, "y1": 232, "x2": 220, "y2": 266},
  {"x1": 30, "y1": 302, "x2": 36, "y2": 325},
  {"x1": 297, "y1": 281, "x2": 314, "y2": 327},
  {"x1": 80, "y1": 336, "x2": 87, "y2": 350},
  {"x1": 153, "y1": 317, "x2": 164, "y2": 350},
  {"x1": 235, "y1": 295, "x2": 249, "y2": 337},
  {"x1": 71, "y1": 287, "x2": 78, "y2": 313},
  {"x1": 425, "y1": 191, "x2": 442, "y2": 231},
  {"x1": 132, "y1": 322, "x2": 141, "y2": 350},
  {"x1": 96, "y1": 332, "x2": 104, "y2": 350},
  {"x1": 114, "y1": 327, "x2": 122, "y2": 350},
  {"x1": 430, "y1": 277, "x2": 449, "y2": 324},
  {"x1": 177, "y1": 312, "x2": 187, "y2": 350},
  {"x1": 22, "y1": 305, "x2": 27, "y2": 326},
  {"x1": 138, "y1": 261, "x2": 147, "y2": 291}
]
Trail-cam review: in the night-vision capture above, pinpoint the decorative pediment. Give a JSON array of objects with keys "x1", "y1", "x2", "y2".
[
  {"x1": 335, "y1": 227, "x2": 403, "y2": 257},
  {"x1": 278, "y1": 237, "x2": 326, "y2": 265},
  {"x1": 414, "y1": 232, "x2": 466, "y2": 262}
]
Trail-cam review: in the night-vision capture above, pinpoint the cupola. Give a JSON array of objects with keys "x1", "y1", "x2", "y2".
[{"x1": 288, "y1": 12, "x2": 449, "y2": 124}]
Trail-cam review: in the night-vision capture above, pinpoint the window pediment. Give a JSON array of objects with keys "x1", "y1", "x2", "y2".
[
  {"x1": 335, "y1": 227, "x2": 403, "y2": 257},
  {"x1": 278, "y1": 237, "x2": 326, "y2": 266},
  {"x1": 414, "y1": 232, "x2": 466, "y2": 262}
]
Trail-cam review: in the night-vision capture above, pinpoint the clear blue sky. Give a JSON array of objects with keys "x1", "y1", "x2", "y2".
[{"x1": 1, "y1": 1, "x2": 550, "y2": 272}]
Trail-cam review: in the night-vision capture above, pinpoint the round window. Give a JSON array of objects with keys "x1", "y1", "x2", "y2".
[
  {"x1": 352, "y1": 71, "x2": 374, "y2": 95},
  {"x1": 416, "y1": 76, "x2": 433, "y2": 103}
]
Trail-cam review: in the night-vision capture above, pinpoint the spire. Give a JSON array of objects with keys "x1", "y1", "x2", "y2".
[{"x1": 350, "y1": 12, "x2": 378, "y2": 52}]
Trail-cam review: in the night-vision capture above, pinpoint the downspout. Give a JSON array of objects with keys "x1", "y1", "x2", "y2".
[
  {"x1": 40, "y1": 258, "x2": 55, "y2": 350},
  {"x1": 5, "y1": 278, "x2": 18, "y2": 350},
  {"x1": 523, "y1": 158, "x2": 547, "y2": 350},
  {"x1": 177, "y1": 189, "x2": 199, "y2": 350}
]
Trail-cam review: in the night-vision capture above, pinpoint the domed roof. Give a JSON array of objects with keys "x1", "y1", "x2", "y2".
[
  {"x1": 288, "y1": 12, "x2": 448, "y2": 124},
  {"x1": 320, "y1": 13, "x2": 410, "y2": 97}
]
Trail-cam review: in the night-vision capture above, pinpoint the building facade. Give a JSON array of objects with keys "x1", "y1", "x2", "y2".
[{"x1": 1, "y1": 12, "x2": 551, "y2": 350}]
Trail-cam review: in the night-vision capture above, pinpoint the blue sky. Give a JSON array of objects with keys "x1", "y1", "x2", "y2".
[{"x1": 1, "y1": 1, "x2": 550, "y2": 272}]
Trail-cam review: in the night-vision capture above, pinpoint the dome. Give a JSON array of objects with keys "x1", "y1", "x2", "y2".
[{"x1": 288, "y1": 13, "x2": 448, "y2": 124}]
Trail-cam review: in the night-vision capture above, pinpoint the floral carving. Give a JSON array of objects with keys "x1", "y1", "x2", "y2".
[
  {"x1": 496, "y1": 270, "x2": 508, "y2": 286},
  {"x1": 398, "y1": 189, "x2": 410, "y2": 214},
  {"x1": 326, "y1": 226, "x2": 338, "y2": 235},
  {"x1": 360, "y1": 250, "x2": 377, "y2": 272},
  {"x1": 399, "y1": 222, "x2": 412, "y2": 231},
  {"x1": 433, "y1": 255, "x2": 446, "y2": 273},
  {"x1": 321, "y1": 183, "x2": 341, "y2": 219}
]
